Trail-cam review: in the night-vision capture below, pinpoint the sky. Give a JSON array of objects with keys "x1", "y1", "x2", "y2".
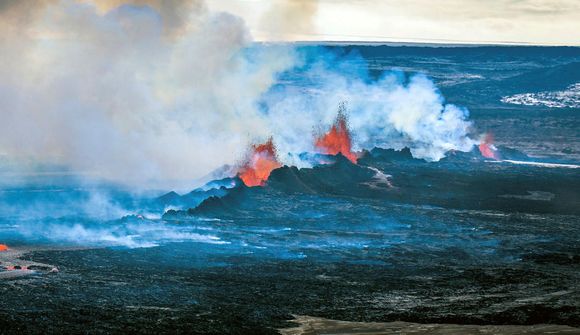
[
  {"x1": 1, "y1": 0, "x2": 578, "y2": 45},
  {"x1": 208, "y1": 0, "x2": 580, "y2": 46}
]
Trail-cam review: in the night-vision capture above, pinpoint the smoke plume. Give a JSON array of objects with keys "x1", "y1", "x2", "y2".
[
  {"x1": 263, "y1": 49, "x2": 476, "y2": 164},
  {"x1": 0, "y1": 0, "x2": 476, "y2": 190}
]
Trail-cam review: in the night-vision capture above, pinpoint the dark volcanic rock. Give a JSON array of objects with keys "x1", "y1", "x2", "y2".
[{"x1": 177, "y1": 146, "x2": 579, "y2": 218}]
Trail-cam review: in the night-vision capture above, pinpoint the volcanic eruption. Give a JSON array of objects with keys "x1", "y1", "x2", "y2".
[
  {"x1": 479, "y1": 133, "x2": 500, "y2": 160},
  {"x1": 238, "y1": 138, "x2": 282, "y2": 187},
  {"x1": 315, "y1": 104, "x2": 358, "y2": 164}
]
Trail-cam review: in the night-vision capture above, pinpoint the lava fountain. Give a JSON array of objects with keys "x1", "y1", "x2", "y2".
[
  {"x1": 315, "y1": 105, "x2": 358, "y2": 163},
  {"x1": 238, "y1": 138, "x2": 282, "y2": 187},
  {"x1": 479, "y1": 133, "x2": 500, "y2": 160}
]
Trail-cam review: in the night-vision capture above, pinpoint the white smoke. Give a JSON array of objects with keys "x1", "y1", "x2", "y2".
[
  {"x1": 0, "y1": 0, "x2": 477, "y2": 190},
  {"x1": 17, "y1": 219, "x2": 228, "y2": 248},
  {"x1": 0, "y1": 0, "x2": 294, "y2": 189},
  {"x1": 265, "y1": 61, "x2": 476, "y2": 164}
]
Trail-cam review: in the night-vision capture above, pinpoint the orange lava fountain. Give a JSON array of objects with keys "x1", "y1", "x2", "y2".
[
  {"x1": 479, "y1": 133, "x2": 500, "y2": 160},
  {"x1": 238, "y1": 138, "x2": 282, "y2": 187},
  {"x1": 315, "y1": 109, "x2": 358, "y2": 164}
]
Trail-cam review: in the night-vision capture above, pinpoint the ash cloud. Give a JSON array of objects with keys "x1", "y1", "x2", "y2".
[{"x1": 82, "y1": 0, "x2": 206, "y2": 36}]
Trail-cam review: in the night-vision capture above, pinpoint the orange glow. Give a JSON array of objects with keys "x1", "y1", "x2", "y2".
[
  {"x1": 479, "y1": 133, "x2": 500, "y2": 160},
  {"x1": 315, "y1": 111, "x2": 358, "y2": 163},
  {"x1": 4, "y1": 265, "x2": 28, "y2": 271},
  {"x1": 238, "y1": 138, "x2": 282, "y2": 187},
  {"x1": 0, "y1": 244, "x2": 8, "y2": 252}
]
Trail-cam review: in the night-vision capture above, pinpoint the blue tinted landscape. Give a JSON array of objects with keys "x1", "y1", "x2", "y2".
[{"x1": 1, "y1": 45, "x2": 579, "y2": 334}]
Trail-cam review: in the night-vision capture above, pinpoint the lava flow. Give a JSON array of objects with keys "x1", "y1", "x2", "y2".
[
  {"x1": 238, "y1": 138, "x2": 282, "y2": 187},
  {"x1": 479, "y1": 133, "x2": 500, "y2": 160},
  {"x1": 315, "y1": 109, "x2": 358, "y2": 163}
]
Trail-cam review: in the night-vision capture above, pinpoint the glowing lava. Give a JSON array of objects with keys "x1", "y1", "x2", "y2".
[
  {"x1": 4, "y1": 265, "x2": 28, "y2": 271},
  {"x1": 238, "y1": 138, "x2": 282, "y2": 187},
  {"x1": 0, "y1": 244, "x2": 8, "y2": 252},
  {"x1": 315, "y1": 109, "x2": 358, "y2": 163},
  {"x1": 479, "y1": 133, "x2": 500, "y2": 160}
]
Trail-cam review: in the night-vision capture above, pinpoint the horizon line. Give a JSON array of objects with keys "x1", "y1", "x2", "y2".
[{"x1": 253, "y1": 40, "x2": 580, "y2": 48}]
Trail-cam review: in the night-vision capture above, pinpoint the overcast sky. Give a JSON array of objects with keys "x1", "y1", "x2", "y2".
[{"x1": 208, "y1": 0, "x2": 580, "y2": 45}]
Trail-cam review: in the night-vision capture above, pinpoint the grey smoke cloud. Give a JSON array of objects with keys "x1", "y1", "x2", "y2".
[{"x1": 81, "y1": 0, "x2": 206, "y2": 36}]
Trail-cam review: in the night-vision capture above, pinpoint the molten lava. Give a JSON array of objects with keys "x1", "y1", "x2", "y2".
[
  {"x1": 479, "y1": 133, "x2": 500, "y2": 160},
  {"x1": 238, "y1": 138, "x2": 282, "y2": 187},
  {"x1": 4, "y1": 265, "x2": 28, "y2": 271},
  {"x1": 315, "y1": 112, "x2": 358, "y2": 163},
  {"x1": 0, "y1": 244, "x2": 8, "y2": 252}
]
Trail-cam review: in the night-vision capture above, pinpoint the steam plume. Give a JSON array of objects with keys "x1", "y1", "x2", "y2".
[
  {"x1": 0, "y1": 0, "x2": 477, "y2": 190},
  {"x1": 0, "y1": 0, "x2": 294, "y2": 189},
  {"x1": 264, "y1": 51, "x2": 476, "y2": 164}
]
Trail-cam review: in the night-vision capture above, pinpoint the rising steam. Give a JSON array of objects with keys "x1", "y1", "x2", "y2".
[{"x1": 0, "y1": 0, "x2": 477, "y2": 190}]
